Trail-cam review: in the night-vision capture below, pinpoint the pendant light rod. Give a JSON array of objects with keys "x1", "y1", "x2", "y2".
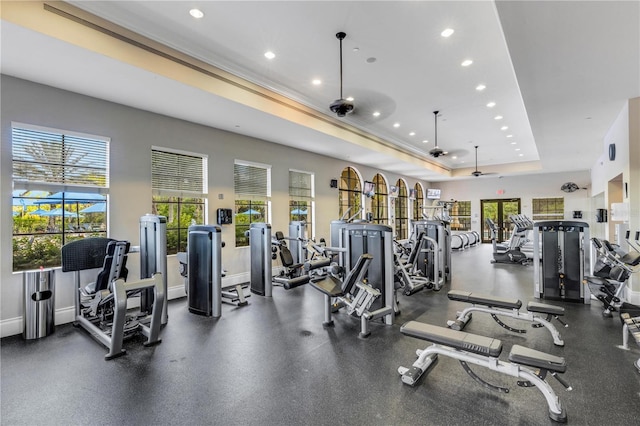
[
  {"x1": 336, "y1": 32, "x2": 346, "y2": 99},
  {"x1": 433, "y1": 110, "x2": 439, "y2": 147}
]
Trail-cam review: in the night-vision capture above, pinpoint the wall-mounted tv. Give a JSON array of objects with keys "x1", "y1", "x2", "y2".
[
  {"x1": 362, "y1": 181, "x2": 376, "y2": 198},
  {"x1": 408, "y1": 188, "x2": 416, "y2": 199},
  {"x1": 389, "y1": 185, "x2": 399, "y2": 198},
  {"x1": 426, "y1": 188, "x2": 441, "y2": 199}
]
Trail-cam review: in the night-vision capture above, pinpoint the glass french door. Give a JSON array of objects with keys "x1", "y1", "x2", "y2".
[{"x1": 481, "y1": 198, "x2": 521, "y2": 243}]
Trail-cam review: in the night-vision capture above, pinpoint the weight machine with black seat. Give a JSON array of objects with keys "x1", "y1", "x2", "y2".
[
  {"x1": 62, "y1": 233, "x2": 165, "y2": 359},
  {"x1": 533, "y1": 221, "x2": 590, "y2": 303}
]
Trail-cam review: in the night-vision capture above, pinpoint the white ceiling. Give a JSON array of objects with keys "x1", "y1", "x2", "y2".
[{"x1": 2, "y1": 1, "x2": 639, "y2": 182}]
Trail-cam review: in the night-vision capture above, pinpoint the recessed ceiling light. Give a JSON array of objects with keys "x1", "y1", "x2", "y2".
[
  {"x1": 452, "y1": 156, "x2": 457, "y2": 159},
  {"x1": 346, "y1": 96, "x2": 354, "y2": 102},
  {"x1": 409, "y1": 132, "x2": 416, "y2": 136},
  {"x1": 519, "y1": 154, "x2": 524, "y2": 157},
  {"x1": 353, "y1": 47, "x2": 360, "y2": 52},
  {"x1": 494, "y1": 115, "x2": 503, "y2": 120},
  {"x1": 189, "y1": 9, "x2": 204, "y2": 18},
  {"x1": 312, "y1": 79, "x2": 322, "y2": 85},
  {"x1": 506, "y1": 134, "x2": 513, "y2": 138},
  {"x1": 461, "y1": 59, "x2": 473, "y2": 67},
  {"x1": 515, "y1": 148, "x2": 521, "y2": 151},
  {"x1": 486, "y1": 102, "x2": 496, "y2": 108},
  {"x1": 441, "y1": 28, "x2": 455, "y2": 37},
  {"x1": 511, "y1": 142, "x2": 517, "y2": 145},
  {"x1": 476, "y1": 84, "x2": 486, "y2": 91},
  {"x1": 393, "y1": 123, "x2": 400, "y2": 128},
  {"x1": 501, "y1": 126, "x2": 508, "y2": 130},
  {"x1": 422, "y1": 140, "x2": 429, "y2": 144},
  {"x1": 372, "y1": 111, "x2": 381, "y2": 117},
  {"x1": 264, "y1": 51, "x2": 275, "y2": 60}
]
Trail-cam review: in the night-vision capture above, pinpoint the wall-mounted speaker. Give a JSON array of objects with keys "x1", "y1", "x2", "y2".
[
  {"x1": 596, "y1": 208, "x2": 607, "y2": 223},
  {"x1": 330, "y1": 179, "x2": 338, "y2": 188}
]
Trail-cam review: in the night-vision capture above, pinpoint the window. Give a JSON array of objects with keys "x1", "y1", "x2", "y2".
[
  {"x1": 151, "y1": 147, "x2": 207, "y2": 255},
  {"x1": 371, "y1": 173, "x2": 388, "y2": 225},
  {"x1": 289, "y1": 170, "x2": 314, "y2": 237},
  {"x1": 11, "y1": 123, "x2": 109, "y2": 271},
  {"x1": 395, "y1": 179, "x2": 408, "y2": 239},
  {"x1": 532, "y1": 197, "x2": 564, "y2": 221},
  {"x1": 338, "y1": 167, "x2": 362, "y2": 219},
  {"x1": 450, "y1": 201, "x2": 472, "y2": 231},
  {"x1": 413, "y1": 182, "x2": 424, "y2": 221},
  {"x1": 235, "y1": 160, "x2": 271, "y2": 247}
]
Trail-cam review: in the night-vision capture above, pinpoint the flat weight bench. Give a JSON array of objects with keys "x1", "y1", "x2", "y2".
[
  {"x1": 618, "y1": 313, "x2": 640, "y2": 372},
  {"x1": 447, "y1": 290, "x2": 567, "y2": 346},
  {"x1": 399, "y1": 321, "x2": 571, "y2": 423}
]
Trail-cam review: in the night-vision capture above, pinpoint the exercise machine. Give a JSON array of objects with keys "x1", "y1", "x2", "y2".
[
  {"x1": 394, "y1": 233, "x2": 442, "y2": 294},
  {"x1": 486, "y1": 218, "x2": 528, "y2": 265},
  {"x1": 446, "y1": 290, "x2": 567, "y2": 346},
  {"x1": 533, "y1": 221, "x2": 590, "y2": 303},
  {"x1": 180, "y1": 225, "x2": 249, "y2": 317},
  {"x1": 310, "y1": 254, "x2": 387, "y2": 338},
  {"x1": 61, "y1": 237, "x2": 164, "y2": 359},
  {"x1": 139, "y1": 214, "x2": 168, "y2": 324},
  {"x1": 341, "y1": 223, "x2": 396, "y2": 321},
  {"x1": 398, "y1": 321, "x2": 571, "y2": 423},
  {"x1": 411, "y1": 219, "x2": 451, "y2": 283},
  {"x1": 250, "y1": 223, "x2": 273, "y2": 296},
  {"x1": 585, "y1": 236, "x2": 640, "y2": 316}
]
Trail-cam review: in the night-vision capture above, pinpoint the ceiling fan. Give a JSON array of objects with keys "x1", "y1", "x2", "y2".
[
  {"x1": 561, "y1": 182, "x2": 580, "y2": 193},
  {"x1": 471, "y1": 145, "x2": 495, "y2": 177},
  {"x1": 428, "y1": 111, "x2": 448, "y2": 158},
  {"x1": 329, "y1": 32, "x2": 354, "y2": 117}
]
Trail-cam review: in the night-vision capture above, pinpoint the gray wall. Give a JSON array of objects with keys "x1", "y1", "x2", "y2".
[{"x1": 0, "y1": 75, "x2": 430, "y2": 335}]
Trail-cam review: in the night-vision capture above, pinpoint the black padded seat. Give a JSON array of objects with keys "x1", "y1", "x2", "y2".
[
  {"x1": 527, "y1": 301, "x2": 565, "y2": 316},
  {"x1": 508, "y1": 345, "x2": 566, "y2": 373},
  {"x1": 448, "y1": 290, "x2": 522, "y2": 310},
  {"x1": 400, "y1": 321, "x2": 503, "y2": 357},
  {"x1": 309, "y1": 275, "x2": 344, "y2": 297}
]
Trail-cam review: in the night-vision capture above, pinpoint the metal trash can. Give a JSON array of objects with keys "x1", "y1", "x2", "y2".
[{"x1": 23, "y1": 269, "x2": 55, "y2": 339}]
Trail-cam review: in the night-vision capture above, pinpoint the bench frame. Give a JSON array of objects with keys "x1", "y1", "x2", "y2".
[
  {"x1": 399, "y1": 323, "x2": 568, "y2": 423},
  {"x1": 618, "y1": 313, "x2": 640, "y2": 372},
  {"x1": 447, "y1": 291, "x2": 567, "y2": 346}
]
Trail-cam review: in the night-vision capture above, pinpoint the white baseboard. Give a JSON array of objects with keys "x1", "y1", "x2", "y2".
[{"x1": 1, "y1": 272, "x2": 251, "y2": 338}]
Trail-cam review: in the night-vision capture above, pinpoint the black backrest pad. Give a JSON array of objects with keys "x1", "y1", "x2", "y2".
[
  {"x1": 407, "y1": 232, "x2": 424, "y2": 264},
  {"x1": 342, "y1": 253, "x2": 373, "y2": 294},
  {"x1": 61, "y1": 237, "x2": 115, "y2": 272},
  {"x1": 401, "y1": 321, "x2": 502, "y2": 357},
  {"x1": 279, "y1": 245, "x2": 294, "y2": 267}
]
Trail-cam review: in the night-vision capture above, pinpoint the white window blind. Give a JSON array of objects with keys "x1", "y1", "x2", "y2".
[
  {"x1": 152, "y1": 148, "x2": 206, "y2": 197},
  {"x1": 234, "y1": 161, "x2": 271, "y2": 197},
  {"x1": 289, "y1": 170, "x2": 313, "y2": 198},
  {"x1": 12, "y1": 125, "x2": 109, "y2": 188}
]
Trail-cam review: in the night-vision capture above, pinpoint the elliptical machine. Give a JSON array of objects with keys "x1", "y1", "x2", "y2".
[{"x1": 486, "y1": 218, "x2": 528, "y2": 265}]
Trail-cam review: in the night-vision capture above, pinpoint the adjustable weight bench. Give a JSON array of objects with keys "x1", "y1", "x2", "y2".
[
  {"x1": 398, "y1": 321, "x2": 571, "y2": 423},
  {"x1": 447, "y1": 290, "x2": 567, "y2": 346}
]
